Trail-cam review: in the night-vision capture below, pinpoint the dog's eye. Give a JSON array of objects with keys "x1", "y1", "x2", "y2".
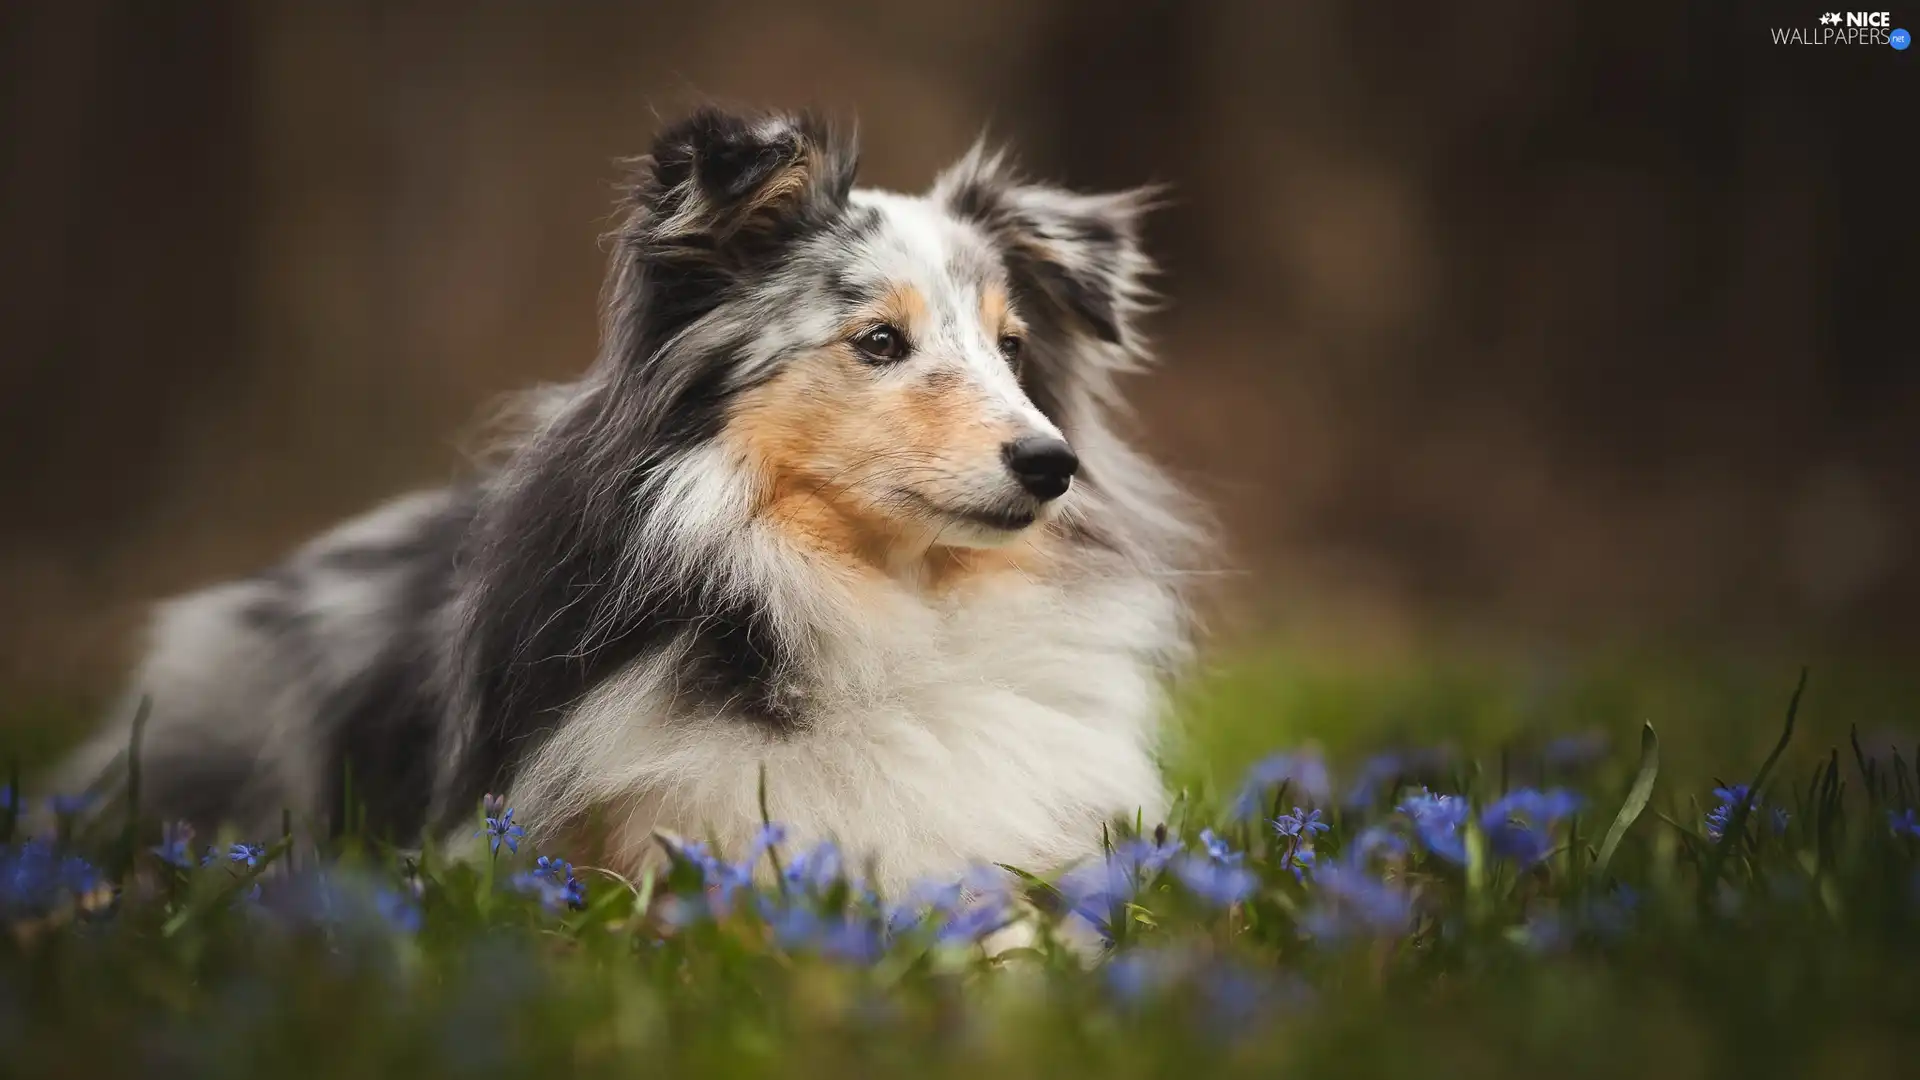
[
  {"x1": 852, "y1": 324, "x2": 910, "y2": 362},
  {"x1": 998, "y1": 335, "x2": 1024, "y2": 366}
]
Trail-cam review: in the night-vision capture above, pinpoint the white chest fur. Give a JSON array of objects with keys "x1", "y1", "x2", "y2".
[{"x1": 507, "y1": 568, "x2": 1180, "y2": 894}]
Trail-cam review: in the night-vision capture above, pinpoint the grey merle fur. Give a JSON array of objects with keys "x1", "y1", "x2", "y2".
[{"x1": 54, "y1": 107, "x2": 1167, "y2": 844}]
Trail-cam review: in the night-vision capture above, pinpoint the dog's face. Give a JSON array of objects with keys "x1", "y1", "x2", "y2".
[{"x1": 608, "y1": 109, "x2": 1152, "y2": 560}]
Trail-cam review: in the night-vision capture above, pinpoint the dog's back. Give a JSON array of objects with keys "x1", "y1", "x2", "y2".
[{"x1": 55, "y1": 489, "x2": 474, "y2": 838}]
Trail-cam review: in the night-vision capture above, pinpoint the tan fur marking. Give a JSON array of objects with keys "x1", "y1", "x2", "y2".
[{"x1": 722, "y1": 275, "x2": 1054, "y2": 592}]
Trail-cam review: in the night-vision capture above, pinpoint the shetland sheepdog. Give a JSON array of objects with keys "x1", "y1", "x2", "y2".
[{"x1": 56, "y1": 107, "x2": 1203, "y2": 893}]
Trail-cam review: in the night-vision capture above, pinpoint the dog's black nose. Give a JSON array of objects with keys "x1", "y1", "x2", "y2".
[{"x1": 1002, "y1": 436, "x2": 1079, "y2": 501}]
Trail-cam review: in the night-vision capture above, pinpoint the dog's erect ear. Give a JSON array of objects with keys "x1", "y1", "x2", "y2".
[
  {"x1": 933, "y1": 142, "x2": 1156, "y2": 351},
  {"x1": 623, "y1": 108, "x2": 858, "y2": 267}
]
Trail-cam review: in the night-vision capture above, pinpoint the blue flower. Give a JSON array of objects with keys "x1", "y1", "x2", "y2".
[
  {"x1": 817, "y1": 917, "x2": 884, "y2": 963},
  {"x1": 1172, "y1": 853, "x2": 1258, "y2": 907},
  {"x1": 228, "y1": 843, "x2": 267, "y2": 869},
  {"x1": 781, "y1": 840, "x2": 843, "y2": 893},
  {"x1": 1341, "y1": 747, "x2": 1453, "y2": 808},
  {"x1": 513, "y1": 865, "x2": 587, "y2": 913},
  {"x1": 1704, "y1": 784, "x2": 1776, "y2": 841},
  {"x1": 1517, "y1": 912, "x2": 1571, "y2": 953},
  {"x1": 1397, "y1": 789, "x2": 1469, "y2": 864},
  {"x1": 934, "y1": 896, "x2": 1015, "y2": 945},
  {"x1": 150, "y1": 822, "x2": 197, "y2": 870},
  {"x1": 1286, "y1": 847, "x2": 1317, "y2": 882},
  {"x1": 1396, "y1": 788, "x2": 1579, "y2": 867},
  {"x1": 518, "y1": 855, "x2": 588, "y2": 911},
  {"x1": 1197, "y1": 828, "x2": 1242, "y2": 864},
  {"x1": 1056, "y1": 855, "x2": 1142, "y2": 930},
  {"x1": 1482, "y1": 788, "x2": 1583, "y2": 866},
  {"x1": 750, "y1": 823, "x2": 788, "y2": 853},
  {"x1": 48, "y1": 793, "x2": 95, "y2": 818},
  {"x1": 1346, "y1": 824, "x2": 1409, "y2": 864},
  {"x1": 1272, "y1": 806, "x2": 1329, "y2": 839},
  {"x1": 477, "y1": 808, "x2": 525, "y2": 855},
  {"x1": 2, "y1": 840, "x2": 101, "y2": 915},
  {"x1": 374, "y1": 885, "x2": 426, "y2": 933},
  {"x1": 1230, "y1": 752, "x2": 1332, "y2": 820},
  {"x1": 283, "y1": 870, "x2": 424, "y2": 934},
  {"x1": 1890, "y1": 808, "x2": 1920, "y2": 839},
  {"x1": 1298, "y1": 862, "x2": 1412, "y2": 940},
  {"x1": 1197, "y1": 964, "x2": 1300, "y2": 1036},
  {"x1": 1122, "y1": 832, "x2": 1185, "y2": 872},
  {"x1": 759, "y1": 900, "x2": 882, "y2": 964},
  {"x1": 1103, "y1": 947, "x2": 1187, "y2": 1004},
  {"x1": 1585, "y1": 883, "x2": 1638, "y2": 941}
]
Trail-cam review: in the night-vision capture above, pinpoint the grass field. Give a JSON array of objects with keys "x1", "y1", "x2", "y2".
[{"x1": 4, "y1": 649, "x2": 1918, "y2": 1078}]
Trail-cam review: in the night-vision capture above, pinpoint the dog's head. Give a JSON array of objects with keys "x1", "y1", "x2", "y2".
[{"x1": 604, "y1": 108, "x2": 1155, "y2": 557}]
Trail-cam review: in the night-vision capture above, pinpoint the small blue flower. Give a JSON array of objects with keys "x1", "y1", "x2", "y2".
[
  {"x1": 1298, "y1": 863, "x2": 1412, "y2": 940},
  {"x1": 1286, "y1": 847, "x2": 1317, "y2": 882},
  {"x1": 1197, "y1": 828, "x2": 1242, "y2": 864},
  {"x1": 48, "y1": 793, "x2": 95, "y2": 818},
  {"x1": 2, "y1": 840, "x2": 93, "y2": 915},
  {"x1": 1342, "y1": 747, "x2": 1453, "y2": 808},
  {"x1": 1118, "y1": 833, "x2": 1185, "y2": 874},
  {"x1": 477, "y1": 808, "x2": 525, "y2": 855},
  {"x1": 374, "y1": 886, "x2": 425, "y2": 933},
  {"x1": 1230, "y1": 752, "x2": 1332, "y2": 820},
  {"x1": 1103, "y1": 947, "x2": 1187, "y2": 1004},
  {"x1": 1585, "y1": 883, "x2": 1638, "y2": 941},
  {"x1": 760, "y1": 899, "x2": 882, "y2": 964},
  {"x1": 934, "y1": 897, "x2": 1015, "y2": 945},
  {"x1": 1890, "y1": 808, "x2": 1920, "y2": 839},
  {"x1": 150, "y1": 821, "x2": 196, "y2": 870},
  {"x1": 781, "y1": 840, "x2": 843, "y2": 893},
  {"x1": 1197, "y1": 964, "x2": 1301, "y2": 1037},
  {"x1": 751, "y1": 823, "x2": 788, "y2": 853},
  {"x1": 1517, "y1": 912, "x2": 1571, "y2": 954},
  {"x1": 1346, "y1": 825, "x2": 1408, "y2": 864},
  {"x1": 1056, "y1": 855, "x2": 1138, "y2": 932},
  {"x1": 1172, "y1": 853, "x2": 1258, "y2": 907},
  {"x1": 1397, "y1": 789, "x2": 1469, "y2": 864},
  {"x1": 1704, "y1": 784, "x2": 1777, "y2": 842},
  {"x1": 1482, "y1": 788, "x2": 1582, "y2": 866},
  {"x1": 1272, "y1": 806, "x2": 1329, "y2": 839},
  {"x1": 228, "y1": 843, "x2": 267, "y2": 869},
  {"x1": 512, "y1": 863, "x2": 587, "y2": 913}
]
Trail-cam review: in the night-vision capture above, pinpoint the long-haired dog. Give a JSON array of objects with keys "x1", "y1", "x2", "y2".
[{"x1": 56, "y1": 108, "x2": 1202, "y2": 892}]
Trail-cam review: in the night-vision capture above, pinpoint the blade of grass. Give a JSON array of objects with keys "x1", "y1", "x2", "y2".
[
  {"x1": 757, "y1": 763, "x2": 786, "y2": 892},
  {"x1": 1593, "y1": 722, "x2": 1659, "y2": 880},
  {"x1": 1701, "y1": 668, "x2": 1805, "y2": 899}
]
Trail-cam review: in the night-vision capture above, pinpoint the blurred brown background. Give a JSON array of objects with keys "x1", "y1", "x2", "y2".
[{"x1": 2, "y1": 1, "x2": 1915, "y2": 700}]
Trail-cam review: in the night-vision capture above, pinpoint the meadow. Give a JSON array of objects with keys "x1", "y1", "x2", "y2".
[{"x1": 3, "y1": 651, "x2": 1918, "y2": 1078}]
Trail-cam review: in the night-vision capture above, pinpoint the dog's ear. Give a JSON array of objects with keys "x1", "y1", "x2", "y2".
[
  {"x1": 933, "y1": 142, "x2": 1157, "y2": 351},
  {"x1": 623, "y1": 108, "x2": 857, "y2": 268}
]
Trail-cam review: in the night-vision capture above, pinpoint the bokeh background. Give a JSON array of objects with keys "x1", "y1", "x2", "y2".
[{"x1": 2, "y1": 1, "x2": 1914, "y2": 759}]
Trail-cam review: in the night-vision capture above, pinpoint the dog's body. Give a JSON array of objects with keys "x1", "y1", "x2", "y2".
[{"x1": 58, "y1": 109, "x2": 1201, "y2": 892}]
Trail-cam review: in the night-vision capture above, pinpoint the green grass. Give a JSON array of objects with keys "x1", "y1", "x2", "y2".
[{"x1": 4, "y1": 651, "x2": 1919, "y2": 1078}]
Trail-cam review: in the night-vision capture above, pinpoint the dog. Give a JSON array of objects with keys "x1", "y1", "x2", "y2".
[{"x1": 55, "y1": 107, "x2": 1204, "y2": 894}]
